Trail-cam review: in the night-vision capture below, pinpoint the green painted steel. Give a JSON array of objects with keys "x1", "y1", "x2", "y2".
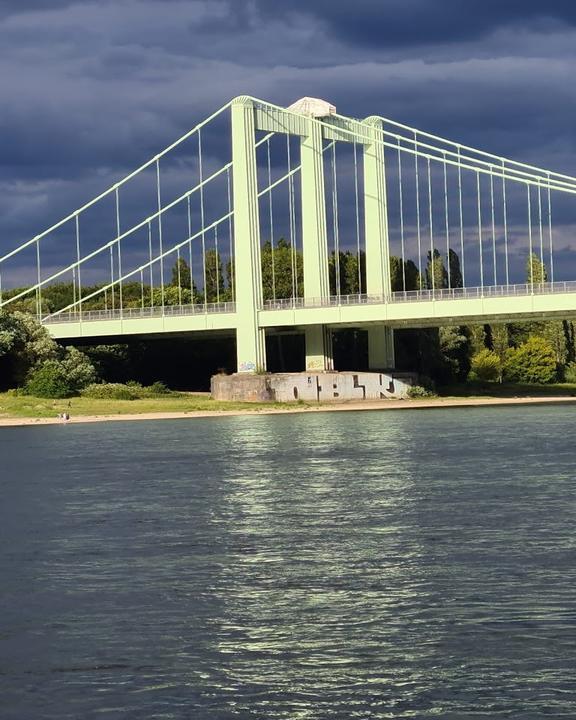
[
  {"x1": 231, "y1": 97, "x2": 267, "y2": 372},
  {"x1": 362, "y1": 116, "x2": 395, "y2": 369},
  {"x1": 4, "y1": 94, "x2": 576, "y2": 372},
  {"x1": 300, "y1": 115, "x2": 333, "y2": 370}
]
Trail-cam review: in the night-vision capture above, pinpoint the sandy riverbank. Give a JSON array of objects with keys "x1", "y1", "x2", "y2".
[{"x1": 1, "y1": 395, "x2": 575, "y2": 428}]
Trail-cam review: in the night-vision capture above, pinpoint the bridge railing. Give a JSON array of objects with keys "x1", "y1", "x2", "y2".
[
  {"x1": 42, "y1": 301, "x2": 237, "y2": 324},
  {"x1": 262, "y1": 281, "x2": 576, "y2": 310}
]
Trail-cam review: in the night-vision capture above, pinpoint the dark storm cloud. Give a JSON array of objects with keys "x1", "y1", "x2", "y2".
[
  {"x1": 249, "y1": 0, "x2": 576, "y2": 47},
  {"x1": 2, "y1": 0, "x2": 576, "y2": 282},
  {"x1": 0, "y1": 0, "x2": 83, "y2": 18}
]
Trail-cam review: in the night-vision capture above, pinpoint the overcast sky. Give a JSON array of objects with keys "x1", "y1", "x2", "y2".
[{"x1": 2, "y1": 0, "x2": 576, "y2": 283}]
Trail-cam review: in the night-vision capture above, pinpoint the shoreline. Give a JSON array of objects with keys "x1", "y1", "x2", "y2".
[{"x1": 1, "y1": 395, "x2": 575, "y2": 428}]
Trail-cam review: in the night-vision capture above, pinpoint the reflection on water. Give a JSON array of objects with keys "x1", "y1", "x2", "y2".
[{"x1": 1, "y1": 406, "x2": 576, "y2": 718}]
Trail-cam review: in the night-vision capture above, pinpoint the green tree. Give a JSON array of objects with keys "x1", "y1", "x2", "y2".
[
  {"x1": 261, "y1": 239, "x2": 303, "y2": 300},
  {"x1": 490, "y1": 324, "x2": 509, "y2": 381},
  {"x1": 439, "y1": 326, "x2": 471, "y2": 381},
  {"x1": 0, "y1": 310, "x2": 97, "y2": 391},
  {"x1": 470, "y1": 348, "x2": 501, "y2": 382},
  {"x1": 24, "y1": 348, "x2": 96, "y2": 398},
  {"x1": 526, "y1": 252, "x2": 547, "y2": 285},
  {"x1": 424, "y1": 249, "x2": 448, "y2": 290},
  {"x1": 203, "y1": 249, "x2": 225, "y2": 303},
  {"x1": 390, "y1": 257, "x2": 420, "y2": 292},
  {"x1": 503, "y1": 336, "x2": 557, "y2": 384},
  {"x1": 448, "y1": 249, "x2": 463, "y2": 288},
  {"x1": 171, "y1": 256, "x2": 192, "y2": 291}
]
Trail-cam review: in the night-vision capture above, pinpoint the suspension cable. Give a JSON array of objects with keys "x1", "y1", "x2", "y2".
[
  {"x1": 332, "y1": 143, "x2": 341, "y2": 298},
  {"x1": 415, "y1": 132, "x2": 423, "y2": 288},
  {"x1": 458, "y1": 147, "x2": 465, "y2": 287},
  {"x1": 502, "y1": 161, "x2": 509, "y2": 287},
  {"x1": 547, "y1": 173, "x2": 554, "y2": 284},
  {"x1": 490, "y1": 171, "x2": 497, "y2": 286},
  {"x1": 528, "y1": 185, "x2": 534, "y2": 289},
  {"x1": 155, "y1": 159, "x2": 164, "y2": 309},
  {"x1": 267, "y1": 138, "x2": 276, "y2": 301},
  {"x1": 353, "y1": 141, "x2": 362, "y2": 293},
  {"x1": 187, "y1": 194, "x2": 194, "y2": 302},
  {"x1": 537, "y1": 182, "x2": 544, "y2": 288},
  {"x1": 148, "y1": 219, "x2": 154, "y2": 307},
  {"x1": 442, "y1": 153, "x2": 450, "y2": 289},
  {"x1": 227, "y1": 167, "x2": 234, "y2": 301},
  {"x1": 75, "y1": 214, "x2": 81, "y2": 317},
  {"x1": 115, "y1": 187, "x2": 123, "y2": 314},
  {"x1": 427, "y1": 157, "x2": 434, "y2": 292},
  {"x1": 198, "y1": 130, "x2": 207, "y2": 309},
  {"x1": 286, "y1": 136, "x2": 297, "y2": 302},
  {"x1": 477, "y1": 172, "x2": 484, "y2": 293},
  {"x1": 398, "y1": 139, "x2": 406, "y2": 292}
]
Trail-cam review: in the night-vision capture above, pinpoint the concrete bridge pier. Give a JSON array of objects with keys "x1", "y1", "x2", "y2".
[
  {"x1": 368, "y1": 325, "x2": 395, "y2": 370},
  {"x1": 305, "y1": 325, "x2": 334, "y2": 371}
]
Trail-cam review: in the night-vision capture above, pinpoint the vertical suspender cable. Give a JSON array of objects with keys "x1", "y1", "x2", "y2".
[
  {"x1": 443, "y1": 153, "x2": 450, "y2": 289},
  {"x1": 115, "y1": 187, "x2": 123, "y2": 314},
  {"x1": 187, "y1": 194, "x2": 194, "y2": 302},
  {"x1": 267, "y1": 139, "x2": 276, "y2": 301},
  {"x1": 109, "y1": 225, "x2": 115, "y2": 311},
  {"x1": 527, "y1": 184, "x2": 534, "y2": 290},
  {"x1": 353, "y1": 141, "x2": 362, "y2": 294},
  {"x1": 547, "y1": 174, "x2": 554, "y2": 284},
  {"x1": 457, "y1": 146, "x2": 466, "y2": 287},
  {"x1": 290, "y1": 148, "x2": 298, "y2": 298},
  {"x1": 36, "y1": 237, "x2": 42, "y2": 318},
  {"x1": 397, "y1": 139, "x2": 406, "y2": 293},
  {"x1": 537, "y1": 182, "x2": 544, "y2": 288},
  {"x1": 176, "y1": 245, "x2": 182, "y2": 306},
  {"x1": 148, "y1": 219, "x2": 154, "y2": 306},
  {"x1": 198, "y1": 131, "x2": 207, "y2": 308},
  {"x1": 502, "y1": 161, "x2": 510, "y2": 287},
  {"x1": 155, "y1": 160, "x2": 165, "y2": 309},
  {"x1": 490, "y1": 171, "x2": 497, "y2": 286},
  {"x1": 427, "y1": 157, "x2": 434, "y2": 292},
  {"x1": 214, "y1": 225, "x2": 220, "y2": 303},
  {"x1": 477, "y1": 172, "x2": 484, "y2": 293},
  {"x1": 75, "y1": 214, "x2": 81, "y2": 317},
  {"x1": 140, "y1": 269, "x2": 145, "y2": 310},
  {"x1": 415, "y1": 132, "x2": 423, "y2": 288},
  {"x1": 332, "y1": 142, "x2": 341, "y2": 298},
  {"x1": 287, "y1": 136, "x2": 297, "y2": 302},
  {"x1": 227, "y1": 168, "x2": 234, "y2": 301}
]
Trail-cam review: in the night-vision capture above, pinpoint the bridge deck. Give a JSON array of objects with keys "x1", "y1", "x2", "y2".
[{"x1": 43, "y1": 284, "x2": 576, "y2": 340}]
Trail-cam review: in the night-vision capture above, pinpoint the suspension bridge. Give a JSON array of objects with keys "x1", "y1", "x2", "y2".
[{"x1": 1, "y1": 95, "x2": 575, "y2": 373}]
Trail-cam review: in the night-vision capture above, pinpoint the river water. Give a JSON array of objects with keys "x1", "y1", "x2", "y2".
[{"x1": 1, "y1": 406, "x2": 575, "y2": 719}]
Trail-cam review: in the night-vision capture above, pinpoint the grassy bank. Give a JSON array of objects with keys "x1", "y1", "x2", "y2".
[
  {"x1": 0, "y1": 392, "x2": 298, "y2": 419},
  {"x1": 439, "y1": 382, "x2": 576, "y2": 398},
  {"x1": 2, "y1": 383, "x2": 576, "y2": 422}
]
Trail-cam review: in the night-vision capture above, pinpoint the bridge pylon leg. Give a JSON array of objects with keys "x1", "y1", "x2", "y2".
[
  {"x1": 231, "y1": 96, "x2": 266, "y2": 372},
  {"x1": 305, "y1": 325, "x2": 334, "y2": 371},
  {"x1": 363, "y1": 116, "x2": 394, "y2": 372},
  {"x1": 368, "y1": 326, "x2": 395, "y2": 370},
  {"x1": 300, "y1": 117, "x2": 333, "y2": 373}
]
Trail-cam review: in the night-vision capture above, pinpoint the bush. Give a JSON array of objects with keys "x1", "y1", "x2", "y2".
[
  {"x1": 503, "y1": 336, "x2": 557, "y2": 384},
  {"x1": 145, "y1": 381, "x2": 170, "y2": 396},
  {"x1": 81, "y1": 383, "x2": 138, "y2": 400},
  {"x1": 81, "y1": 381, "x2": 172, "y2": 400},
  {"x1": 470, "y1": 348, "x2": 501, "y2": 382},
  {"x1": 563, "y1": 363, "x2": 576, "y2": 384},
  {"x1": 408, "y1": 385, "x2": 436, "y2": 398},
  {"x1": 25, "y1": 362, "x2": 76, "y2": 398}
]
